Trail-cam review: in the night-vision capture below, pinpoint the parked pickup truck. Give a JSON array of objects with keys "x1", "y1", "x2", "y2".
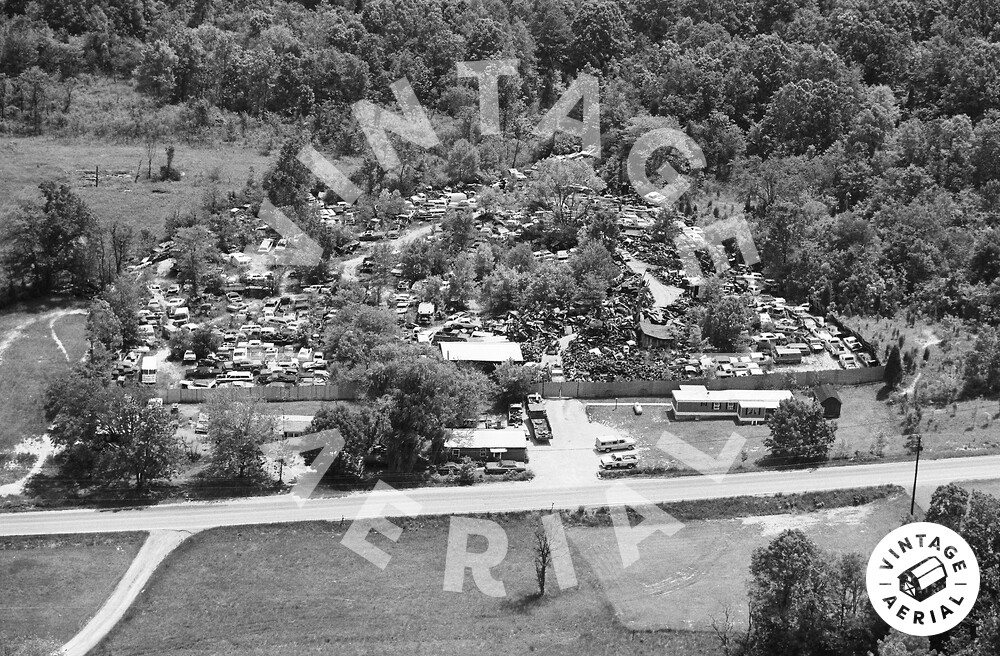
[
  {"x1": 484, "y1": 460, "x2": 527, "y2": 475},
  {"x1": 600, "y1": 452, "x2": 640, "y2": 470}
]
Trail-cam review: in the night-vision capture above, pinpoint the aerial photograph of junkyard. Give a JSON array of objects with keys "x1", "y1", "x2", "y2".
[{"x1": 2, "y1": 0, "x2": 1000, "y2": 654}]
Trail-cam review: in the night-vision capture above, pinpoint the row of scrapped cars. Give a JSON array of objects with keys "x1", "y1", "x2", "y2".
[
  {"x1": 318, "y1": 187, "x2": 479, "y2": 231},
  {"x1": 179, "y1": 343, "x2": 329, "y2": 389},
  {"x1": 751, "y1": 294, "x2": 878, "y2": 369},
  {"x1": 176, "y1": 285, "x2": 335, "y2": 390}
]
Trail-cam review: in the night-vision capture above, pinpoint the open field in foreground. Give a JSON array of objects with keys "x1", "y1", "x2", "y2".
[
  {"x1": 95, "y1": 490, "x2": 911, "y2": 655},
  {"x1": 98, "y1": 518, "x2": 717, "y2": 656},
  {"x1": 0, "y1": 532, "x2": 144, "y2": 643},
  {"x1": 570, "y1": 492, "x2": 912, "y2": 631}
]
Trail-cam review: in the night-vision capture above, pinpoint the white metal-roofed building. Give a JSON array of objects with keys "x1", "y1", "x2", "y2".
[
  {"x1": 440, "y1": 341, "x2": 523, "y2": 366},
  {"x1": 669, "y1": 385, "x2": 793, "y2": 424}
]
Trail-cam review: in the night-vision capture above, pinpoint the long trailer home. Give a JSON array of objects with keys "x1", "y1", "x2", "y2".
[{"x1": 669, "y1": 385, "x2": 793, "y2": 424}]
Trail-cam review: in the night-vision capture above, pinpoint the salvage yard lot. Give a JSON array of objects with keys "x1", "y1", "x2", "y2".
[
  {"x1": 0, "y1": 532, "x2": 144, "y2": 643},
  {"x1": 98, "y1": 518, "x2": 718, "y2": 656}
]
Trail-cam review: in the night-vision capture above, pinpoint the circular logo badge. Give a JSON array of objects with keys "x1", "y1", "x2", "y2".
[{"x1": 866, "y1": 522, "x2": 980, "y2": 636}]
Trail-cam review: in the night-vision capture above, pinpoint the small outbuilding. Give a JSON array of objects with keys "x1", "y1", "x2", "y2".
[
  {"x1": 636, "y1": 318, "x2": 675, "y2": 349},
  {"x1": 812, "y1": 384, "x2": 842, "y2": 419}
]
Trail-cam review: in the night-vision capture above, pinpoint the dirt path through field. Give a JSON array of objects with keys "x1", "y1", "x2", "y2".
[
  {"x1": 49, "y1": 315, "x2": 72, "y2": 362},
  {"x1": 60, "y1": 529, "x2": 197, "y2": 656},
  {"x1": 0, "y1": 308, "x2": 86, "y2": 366}
]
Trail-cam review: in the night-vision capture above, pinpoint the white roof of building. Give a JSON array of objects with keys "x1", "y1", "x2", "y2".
[
  {"x1": 671, "y1": 385, "x2": 793, "y2": 404},
  {"x1": 440, "y1": 341, "x2": 523, "y2": 363},
  {"x1": 445, "y1": 429, "x2": 527, "y2": 450}
]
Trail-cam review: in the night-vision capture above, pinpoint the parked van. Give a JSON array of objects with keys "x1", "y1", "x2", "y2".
[
  {"x1": 594, "y1": 435, "x2": 636, "y2": 453},
  {"x1": 219, "y1": 371, "x2": 254, "y2": 383}
]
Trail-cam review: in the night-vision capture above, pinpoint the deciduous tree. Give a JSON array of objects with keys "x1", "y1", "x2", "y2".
[
  {"x1": 764, "y1": 398, "x2": 837, "y2": 465},
  {"x1": 206, "y1": 389, "x2": 277, "y2": 480}
]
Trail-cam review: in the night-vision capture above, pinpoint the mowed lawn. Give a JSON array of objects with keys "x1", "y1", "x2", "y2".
[
  {"x1": 0, "y1": 137, "x2": 272, "y2": 236},
  {"x1": 583, "y1": 383, "x2": 965, "y2": 473},
  {"x1": 0, "y1": 532, "x2": 145, "y2": 643},
  {"x1": 0, "y1": 304, "x2": 87, "y2": 453},
  {"x1": 98, "y1": 517, "x2": 719, "y2": 656}
]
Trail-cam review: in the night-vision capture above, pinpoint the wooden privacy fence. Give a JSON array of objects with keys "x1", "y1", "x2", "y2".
[
  {"x1": 162, "y1": 384, "x2": 360, "y2": 404},
  {"x1": 537, "y1": 366, "x2": 886, "y2": 399}
]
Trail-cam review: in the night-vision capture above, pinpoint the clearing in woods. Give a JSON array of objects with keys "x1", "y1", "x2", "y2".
[{"x1": 0, "y1": 138, "x2": 272, "y2": 237}]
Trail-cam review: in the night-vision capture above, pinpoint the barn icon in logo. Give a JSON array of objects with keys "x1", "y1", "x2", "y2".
[
  {"x1": 899, "y1": 556, "x2": 947, "y2": 602},
  {"x1": 866, "y1": 522, "x2": 980, "y2": 637}
]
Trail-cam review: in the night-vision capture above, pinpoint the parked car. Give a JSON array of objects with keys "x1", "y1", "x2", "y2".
[
  {"x1": 484, "y1": 460, "x2": 527, "y2": 475},
  {"x1": 839, "y1": 353, "x2": 861, "y2": 369},
  {"x1": 844, "y1": 336, "x2": 863, "y2": 351},
  {"x1": 600, "y1": 452, "x2": 639, "y2": 470}
]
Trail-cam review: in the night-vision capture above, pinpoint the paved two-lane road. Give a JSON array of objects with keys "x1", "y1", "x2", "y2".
[{"x1": 4, "y1": 455, "x2": 999, "y2": 537}]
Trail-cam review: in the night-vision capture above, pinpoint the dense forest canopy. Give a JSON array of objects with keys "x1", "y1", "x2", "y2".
[{"x1": 1, "y1": 0, "x2": 999, "y2": 328}]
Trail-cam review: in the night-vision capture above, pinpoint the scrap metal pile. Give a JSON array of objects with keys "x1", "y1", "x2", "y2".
[
  {"x1": 561, "y1": 339, "x2": 676, "y2": 381},
  {"x1": 618, "y1": 232, "x2": 683, "y2": 270}
]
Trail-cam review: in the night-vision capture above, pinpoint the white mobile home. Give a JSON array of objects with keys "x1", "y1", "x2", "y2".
[{"x1": 669, "y1": 385, "x2": 793, "y2": 424}]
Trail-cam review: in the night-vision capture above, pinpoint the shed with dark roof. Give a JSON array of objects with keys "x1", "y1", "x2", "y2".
[{"x1": 812, "y1": 384, "x2": 842, "y2": 419}]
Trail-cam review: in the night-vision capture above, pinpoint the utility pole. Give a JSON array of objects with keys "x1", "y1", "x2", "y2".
[{"x1": 910, "y1": 435, "x2": 923, "y2": 515}]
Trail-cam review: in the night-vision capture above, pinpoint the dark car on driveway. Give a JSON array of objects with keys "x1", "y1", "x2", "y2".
[{"x1": 484, "y1": 460, "x2": 527, "y2": 475}]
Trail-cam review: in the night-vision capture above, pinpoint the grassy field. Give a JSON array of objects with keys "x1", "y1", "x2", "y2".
[
  {"x1": 957, "y1": 479, "x2": 1000, "y2": 498},
  {"x1": 0, "y1": 303, "x2": 87, "y2": 454},
  {"x1": 0, "y1": 532, "x2": 145, "y2": 643},
  {"x1": 98, "y1": 518, "x2": 720, "y2": 656},
  {"x1": 569, "y1": 492, "x2": 912, "y2": 631},
  {"x1": 0, "y1": 137, "x2": 273, "y2": 237},
  {"x1": 94, "y1": 489, "x2": 909, "y2": 654}
]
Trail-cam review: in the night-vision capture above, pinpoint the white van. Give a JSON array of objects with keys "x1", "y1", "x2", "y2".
[
  {"x1": 220, "y1": 371, "x2": 254, "y2": 383},
  {"x1": 595, "y1": 435, "x2": 636, "y2": 453}
]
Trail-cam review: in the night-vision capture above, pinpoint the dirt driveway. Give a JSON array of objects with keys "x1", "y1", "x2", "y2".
[{"x1": 527, "y1": 399, "x2": 625, "y2": 487}]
